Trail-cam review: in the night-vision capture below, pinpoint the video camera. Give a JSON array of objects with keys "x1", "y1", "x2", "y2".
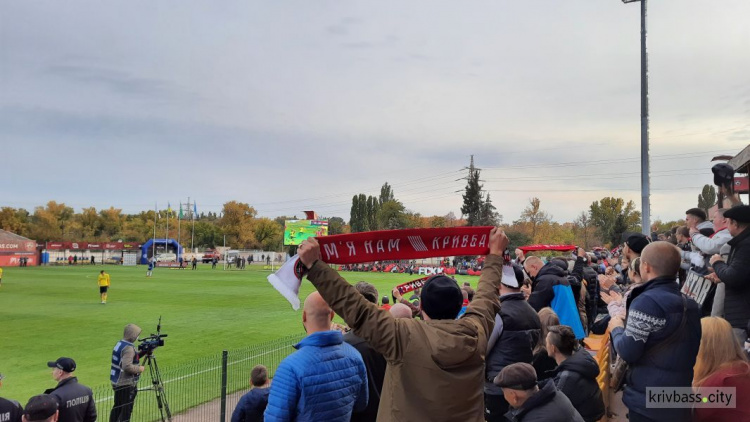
[{"x1": 138, "y1": 316, "x2": 168, "y2": 356}]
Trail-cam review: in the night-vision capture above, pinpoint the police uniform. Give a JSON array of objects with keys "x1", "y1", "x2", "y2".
[
  {"x1": 45, "y1": 377, "x2": 96, "y2": 422},
  {"x1": 0, "y1": 396, "x2": 23, "y2": 422}
]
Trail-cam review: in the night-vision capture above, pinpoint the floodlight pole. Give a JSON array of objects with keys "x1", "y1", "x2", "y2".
[{"x1": 623, "y1": 0, "x2": 651, "y2": 236}]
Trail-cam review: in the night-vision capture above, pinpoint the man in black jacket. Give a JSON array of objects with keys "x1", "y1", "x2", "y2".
[
  {"x1": 44, "y1": 358, "x2": 96, "y2": 422},
  {"x1": 22, "y1": 395, "x2": 59, "y2": 422},
  {"x1": 0, "y1": 373, "x2": 23, "y2": 422},
  {"x1": 494, "y1": 362, "x2": 583, "y2": 422},
  {"x1": 484, "y1": 265, "x2": 541, "y2": 422},
  {"x1": 710, "y1": 205, "x2": 750, "y2": 343},
  {"x1": 344, "y1": 281, "x2": 386, "y2": 422},
  {"x1": 524, "y1": 257, "x2": 585, "y2": 339},
  {"x1": 545, "y1": 325, "x2": 604, "y2": 422}
]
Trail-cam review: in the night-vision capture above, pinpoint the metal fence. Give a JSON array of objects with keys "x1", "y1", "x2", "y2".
[{"x1": 93, "y1": 333, "x2": 305, "y2": 422}]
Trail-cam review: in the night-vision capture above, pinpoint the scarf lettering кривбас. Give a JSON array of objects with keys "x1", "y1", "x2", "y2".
[{"x1": 268, "y1": 226, "x2": 495, "y2": 309}]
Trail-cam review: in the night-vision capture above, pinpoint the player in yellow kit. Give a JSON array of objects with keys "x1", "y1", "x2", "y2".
[
  {"x1": 97, "y1": 270, "x2": 111, "y2": 304},
  {"x1": 0, "y1": 266, "x2": 3, "y2": 288}
]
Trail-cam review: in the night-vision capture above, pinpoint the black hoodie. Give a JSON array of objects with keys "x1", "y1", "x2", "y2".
[
  {"x1": 548, "y1": 348, "x2": 604, "y2": 422},
  {"x1": 504, "y1": 379, "x2": 584, "y2": 422}
]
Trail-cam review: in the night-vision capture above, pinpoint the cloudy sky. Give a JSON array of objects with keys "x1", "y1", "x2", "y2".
[{"x1": 2, "y1": 1, "x2": 749, "y2": 224}]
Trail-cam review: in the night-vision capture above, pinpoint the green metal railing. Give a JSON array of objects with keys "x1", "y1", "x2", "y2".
[{"x1": 93, "y1": 333, "x2": 304, "y2": 422}]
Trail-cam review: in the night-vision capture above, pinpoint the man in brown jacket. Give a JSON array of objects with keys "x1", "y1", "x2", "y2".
[{"x1": 297, "y1": 227, "x2": 508, "y2": 422}]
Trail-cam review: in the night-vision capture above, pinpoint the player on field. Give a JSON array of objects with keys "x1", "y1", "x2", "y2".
[{"x1": 97, "y1": 270, "x2": 110, "y2": 304}]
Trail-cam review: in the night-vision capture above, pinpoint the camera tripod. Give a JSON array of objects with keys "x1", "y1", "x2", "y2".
[{"x1": 139, "y1": 353, "x2": 172, "y2": 422}]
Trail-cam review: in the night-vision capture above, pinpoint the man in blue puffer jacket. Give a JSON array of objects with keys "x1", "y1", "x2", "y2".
[
  {"x1": 265, "y1": 291, "x2": 368, "y2": 422},
  {"x1": 610, "y1": 242, "x2": 701, "y2": 422}
]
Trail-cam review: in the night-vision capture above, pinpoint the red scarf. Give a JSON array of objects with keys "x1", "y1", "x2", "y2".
[{"x1": 316, "y1": 226, "x2": 494, "y2": 264}]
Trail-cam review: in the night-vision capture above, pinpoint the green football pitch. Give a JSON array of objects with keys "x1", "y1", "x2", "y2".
[{"x1": 0, "y1": 264, "x2": 477, "y2": 403}]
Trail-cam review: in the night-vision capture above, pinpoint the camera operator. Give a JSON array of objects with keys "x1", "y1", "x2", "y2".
[
  {"x1": 44, "y1": 358, "x2": 96, "y2": 422},
  {"x1": 110, "y1": 324, "x2": 145, "y2": 422}
]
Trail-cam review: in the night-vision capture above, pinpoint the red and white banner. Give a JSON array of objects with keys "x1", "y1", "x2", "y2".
[
  {"x1": 395, "y1": 276, "x2": 430, "y2": 295},
  {"x1": 46, "y1": 241, "x2": 141, "y2": 250},
  {"x1": 316, "y1": 226, "x2": 494, "y2": 265},
  {"x1": 0, "y1": 240, "x2": 37, "y2": 253},
  {"x1": 518, "y1": 244, "x2": 576, "y2": 253}
]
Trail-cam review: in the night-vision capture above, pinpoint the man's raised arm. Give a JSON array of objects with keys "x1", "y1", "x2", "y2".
[{"x1": 300, "y1": 238, "x2": 405, "y2": 362}]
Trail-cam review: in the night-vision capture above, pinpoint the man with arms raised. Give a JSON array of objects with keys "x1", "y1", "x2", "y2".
[{"x1": 296, "y1": 227, "x2": 508, "y2": 421}]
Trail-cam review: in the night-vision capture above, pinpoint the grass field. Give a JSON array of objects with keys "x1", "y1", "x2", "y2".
[{"x1": 0, "y1": 263, "x2": 478, "y2": 404}]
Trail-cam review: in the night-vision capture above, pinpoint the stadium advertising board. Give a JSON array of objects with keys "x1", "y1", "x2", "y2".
[{"x1": 284, "y1": 220, "x2": 328, "y2": 246}]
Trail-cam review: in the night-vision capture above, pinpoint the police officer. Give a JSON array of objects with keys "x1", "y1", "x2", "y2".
[
  {"x1": 44, "y1": 358, "x2": 96, "y2": 422},
  {"x1": 110, "y1": 324, "x2": 145, "y2": 422},
  {"x1": 0, "y1": 373, "x2": 23, "y2": 422}
]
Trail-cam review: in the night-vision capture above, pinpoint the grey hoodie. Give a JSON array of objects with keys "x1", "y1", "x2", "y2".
[{"x1": 113, "y1": 324, "x2": 142, "y2": 387}]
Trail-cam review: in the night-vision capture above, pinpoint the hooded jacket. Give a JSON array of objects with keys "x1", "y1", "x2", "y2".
[
  {"x1": 549, "y1": 349, "x2": 604, "y2": 422},
  {"x1": 264, "y1": 331, "x2": 368, "y2": 422},
  {"x1": 504, "y1": 379, "x2": 584, "y2": 422},
  {"x1": 306, "y1": 254, "x2": 504, "y2": 422},
  {"x1": 111, "y1": 324, "x2": 142, "y2": 387},
  {"x1": 713, "y1": 227, "x2": 750, "y2": 329},
  {"x1": 528, "y1": 264, "x2": 585, "y2": 339}
]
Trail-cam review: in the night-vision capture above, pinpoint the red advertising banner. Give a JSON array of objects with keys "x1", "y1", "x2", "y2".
[
  {"x1": 0, "y1": 240, "x2": 37, "y2": 253},
  {"x1": 0, "y1": 255, "x2": 38, "y2": 266},
  {"x1": 734, "y1": 177, "x2": 749, "y2": 193},
  {"x1": 46, "y1": 241, "x2": 141, "y2": 250}
]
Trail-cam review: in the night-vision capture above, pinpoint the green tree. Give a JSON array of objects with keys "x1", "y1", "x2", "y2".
[
  {"x1": 461, "y1": 157, "x2": 483, "y2": 226},
  {"x1": 589, "y1": 197, "x2": 641, "y2": 246},
  {"x1": 327, "y1": 216, "x2": 346, "y2": 235},
  {"x1": 254, "y1": 218, "x2": 283, "y2": 251},
  {"x1": 193, "y1": 221, "x2": 223, "y2": 248},
  {"x1": 0, "y1": 207, "x2": 28, "y2": 234},
  {"x1": 366, "y1": 195, "x2": 380, "y2": 230},
  {"x1": 350, "y1": 195, "x2": 364, "y2": 232},
  {"x1": 697, "y1": 184, "x2": 717, "y2": 217},
  {"x1": 518, "y1": 198, "x2": 550, "y2": 241},
  {"x1": 28, "y1": 201, "x2": 74, "y2": 241},
  {"x1": 379, "y1": 182, "x2": 395, "y2": 205},
  {"x1": 478, "y1": 193, "x2": 502, "y2": 226},
  {"x1": 217, "y1": 201, "x2": 257, "y2": 248},
  {"x1": 99, "y1": 207, "x2": 124, "y2": 239},
  {"x1": 378, "y1": 200, "x2": 408, "y2": 229}
]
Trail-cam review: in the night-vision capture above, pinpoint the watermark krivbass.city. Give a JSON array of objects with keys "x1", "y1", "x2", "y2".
[{"x1": 646, "y1": 387, "x2": 736, "y2": 408}]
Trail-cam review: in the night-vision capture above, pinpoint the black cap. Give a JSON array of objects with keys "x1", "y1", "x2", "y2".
[
  {"x1": 712, "y1": 163, "x2": 735, "y2": 186},
  {"x1": 625, "y1": 234, "x2": 651, "y2": 254},
  {"x1": 24, "y1": 395, "x2": 58, "y2": 421},
  {"x1": 494, "y1": 362, "x2": 538, "y2": 390},
  {"x1": 685, "y1": 207, "x2": 707, "y2": 221},
  {"x1": 47, "y1": 357, "x2": 76, "y2": 373},
  {"x1": 725, "y1": 205, "x2": 750, "y2": 224},
  {"x1": 420, "y1": 275, "x2": 463, "y2": 320}
]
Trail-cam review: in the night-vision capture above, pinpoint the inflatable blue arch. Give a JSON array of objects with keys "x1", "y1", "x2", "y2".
[{"x1": 140, "y1": 238, "x2": 183, "y2": 264}]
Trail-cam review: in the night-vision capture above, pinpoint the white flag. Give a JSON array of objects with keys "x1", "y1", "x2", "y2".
[{"x1": 267, "y1": 255, "x2": 303, "y2": 310}]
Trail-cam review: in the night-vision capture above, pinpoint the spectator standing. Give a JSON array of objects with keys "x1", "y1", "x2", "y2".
[
  {"x1": 494, "y1": 362, "x2": 584, "y2": 422},
  {"x1": 545, "y1": 325, "x2": 604, "y2": 422},
  {"x1": 388, "y1": 303, "x2": 412, "y2": 319},
  {"x1": 231, "y1": 365, "x2": 270, "y2": 422},
  {"x1": 0, "y1": 373, "x2": 22, "y2": 422},
  {"x1": 523, "y1": 256, "x2": 585, "y2": 339},
  {"x1": 22, "y1": 395, "x2": 58, "y2": 422},
  {"x1": 691, "y1": 209, "x2": 731, "y2": 256},
  {"x1": 709, "y1": 205, "x2": 750, "y2": 343},
  {"x1": 484, "y1": 265, "x2": 541, "y2": 422},
  {"x1": 609, "y1": 242, "x2": 702, "y2": 422},
  {"x1": 296, "y1": 228, "x2": 508, "y2": 421},
  {"x1": 344, "y1": 282, "x2": 386, "y2": 422},
  {"x1": 532, "y1": 308, "x2": 559, "y2": 381},
  {"x1": 379, "y1": 296, "x2": 391, "y2": 311},
  {"x1": 44, "y1": 358, "x2": 96, "y2": 422},
  {"x1": 692, "y1": 316, "x2": 750, "y2": 422},
  {"x1": 191, "y1": 257, "x2": 197, "y2": 270},
  {"x1": 686, "y1": 208, "x2": 714, "y2": 237},
  {"x1": 265, "y1": 292, "x2": 368, "y2": 421}
]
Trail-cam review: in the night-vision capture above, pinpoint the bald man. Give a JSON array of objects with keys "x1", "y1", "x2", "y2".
[
  {"x1": 389, "y1": 303, "x2": 412, "y2": 319},
  {"x1": 523, "y1": 256, "x2": 585, "y2": 339},
  {"x1": 265, "y1": 292, "x2": 368, "y2": 422},
  {"x1": 609, "y1": 242, "x2": 701, "y2": 422}
]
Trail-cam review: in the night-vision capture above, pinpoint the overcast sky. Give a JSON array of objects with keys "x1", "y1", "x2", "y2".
[{"x1": 2, "y1": 1, "x2": 749, "y2": 224}]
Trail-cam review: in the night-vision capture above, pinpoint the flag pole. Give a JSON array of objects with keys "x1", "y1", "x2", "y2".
[
  {"x1": 189, "y1": 197, "x2": 195, "y2": 253},
  {"x1": 177, "y1": 203, "x2": 182, "y2": 255},
  {"x1": 152, "y1": 202, "x2": 157, "y2": 262},
  {"x1": 166, "y1": 202, "x2": 170, "y2": 254}
]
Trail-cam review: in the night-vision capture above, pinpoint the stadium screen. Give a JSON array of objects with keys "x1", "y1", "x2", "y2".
[{"x1": 284, "y1": 219, "x2": 329, "y2": 246}]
